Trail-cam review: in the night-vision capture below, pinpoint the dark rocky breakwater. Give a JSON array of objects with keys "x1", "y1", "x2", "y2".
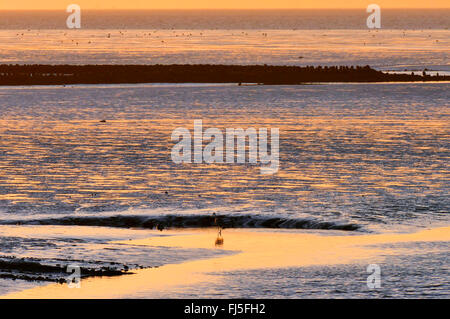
[{"x1": 0, "y1": 64, "x2": 448, "y2": 85}]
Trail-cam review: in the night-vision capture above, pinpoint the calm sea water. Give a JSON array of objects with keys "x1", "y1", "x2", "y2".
[
  {"x1": 149, "y1": 241, "x2": 450, "y2": 299},
  {"x1": 0, "y1": 10, "x2": 449, "y2": 71}
]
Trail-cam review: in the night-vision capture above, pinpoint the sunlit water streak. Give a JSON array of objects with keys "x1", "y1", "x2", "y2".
[
  {"x1": 1, "y1": 10, "x2": 448, "y2": 72},
  {"x1": 1, "y1": 29, "x2": 449, "y2": 72}
]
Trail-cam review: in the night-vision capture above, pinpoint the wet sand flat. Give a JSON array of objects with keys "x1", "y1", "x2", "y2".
[{"x1": 3, "y1": 226, "x2": 449, "y2": 298}]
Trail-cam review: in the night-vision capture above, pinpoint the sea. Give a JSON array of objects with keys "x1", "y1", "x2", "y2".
[{"x1": 0, "y1": 9, "x2": 448, "y2": 298}]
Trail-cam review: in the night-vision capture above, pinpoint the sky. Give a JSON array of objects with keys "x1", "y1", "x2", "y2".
[{"x1": 1, "y1": 1, "x2": 449, "y2": 10}]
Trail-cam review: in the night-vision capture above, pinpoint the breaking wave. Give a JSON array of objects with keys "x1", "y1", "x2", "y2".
[{"x1": 1, "y1": 214, "x2": 361, "y2": 231}]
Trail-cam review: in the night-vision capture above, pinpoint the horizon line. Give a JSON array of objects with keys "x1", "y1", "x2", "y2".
[{"x1": 1, "y1": 8, "x2": 450, "y2": 11}]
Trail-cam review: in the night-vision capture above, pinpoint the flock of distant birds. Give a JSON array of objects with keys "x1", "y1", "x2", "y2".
[
  {"x1": 14, "y1": 29, "x2": 254, "y2": 46},
  {"x1": 12, "y1": 29, "x2": 442, "y2": 48}
]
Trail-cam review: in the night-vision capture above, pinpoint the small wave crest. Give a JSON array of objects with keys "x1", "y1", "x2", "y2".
[{"x1": 2, "y1": 214, "x2": 361, "y2": 231}]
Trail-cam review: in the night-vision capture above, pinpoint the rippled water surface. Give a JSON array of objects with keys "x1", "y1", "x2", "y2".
[
  {"x1": 1, "y1": 8, "x2": 449, "y2": 299},
  {"x1": 0, "y1": 82, "x2": 448, "y2": 231}
]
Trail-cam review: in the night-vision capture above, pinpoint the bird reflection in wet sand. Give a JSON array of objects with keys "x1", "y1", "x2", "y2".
[
  {"x1": 213, "y1": 213, "x2": 224, "y2": 247},
  {"x1": 215, "y1": 228, "x2": 224, "y2": 247}
]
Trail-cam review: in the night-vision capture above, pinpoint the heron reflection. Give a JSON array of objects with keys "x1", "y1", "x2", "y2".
[{"x1": 213, "y1": 213, "x2": 224, "y2": 247}]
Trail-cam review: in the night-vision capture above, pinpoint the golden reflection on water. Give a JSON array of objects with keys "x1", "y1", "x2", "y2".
[
  {"x1": 0, "y1": 112, "x2": 448, "y2": 208},
  {"x1": 0, "y1": 29, "x2": 449, "y2": 66}
]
